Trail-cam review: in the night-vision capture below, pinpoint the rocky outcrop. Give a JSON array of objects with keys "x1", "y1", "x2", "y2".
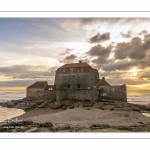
[{"x1": 0, "y1": 98, "x2": 150, "y2": 114}]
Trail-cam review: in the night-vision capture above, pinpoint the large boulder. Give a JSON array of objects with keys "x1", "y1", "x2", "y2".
[
  {"x1": 38, "y1": 101, "x2": 48, "y2": 108},
  {"x1": 83, "y1": 102, "x2": 94, "y2": 107},
  {"x1": 38, "y1": 122, "x2": 53, "y2": 128},
  {"x1": 67, "y1": 105, "x2": 74, "y2": 109},
  {"x1": 7, "y1": 102, "x2": 15, "y2": 107},
  {"x1": 50, "y1": 101, "x2": 62, "y2": 109},
  {"x1": 102, "y1": 105, "x2": 114, "y2": 110},
  {"x1": 132, "y1": 106, "x2": 140, "y2": 112},
  {"x1": 145, "y1": 106, "x2": 150, "y2": 111},
  {"x1": 115, "y1": 104, "x2": 123, "y2": 108},
  {"x1": 122, "y1": 107, "x2": 133, "y2": 111},
  {"x1": 93, "y1": 102, "x2": 104, "y2": 109}
]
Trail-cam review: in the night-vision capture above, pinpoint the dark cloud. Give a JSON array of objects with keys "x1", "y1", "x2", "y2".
[
  {"x1": 120, "y1": 31, "x2": 132, "y2": 38},
  {"x1": 0, "y1": 65, "x2": 57, "y2": 79},
  {"x1": 138, "y1": 30, "x2": 148, "y2": 35},
  {"x1": 59, "y1": 48, "x2": 74, "y2": 56},
  {"x1": 102, "y1": 59, "x2": 136, "y2": 71},
  {"x1": 59, "y1": 54, "x2": 77, "y2": 63},
  {"x1": 114, "y1": 36, "x2": 150, "y2": 60},
  {"x1": 86, "y1": 44, "x2": 112, "y2": 66},
  {"x1": 88, "y1": 32, "x2": 110, "y2": 43}
]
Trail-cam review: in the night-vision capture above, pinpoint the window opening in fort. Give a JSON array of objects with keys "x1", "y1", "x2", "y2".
[
  {"x1": 81, "y1": 67, "x2": 84, "y2": 71},
  {"x1": 77, "y1": 84, "x2": 80, "y2": 88},
  {"x1": 67, "y1": 84, "x2": 71, "y2": 89}
]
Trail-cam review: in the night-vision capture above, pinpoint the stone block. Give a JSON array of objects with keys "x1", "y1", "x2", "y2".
[
  {"x1": 93, "y1": 102, "x2": 104, "y2": 109},
  {"x1": 102, "y1": 105, "x2": 114, "y2": 110}
]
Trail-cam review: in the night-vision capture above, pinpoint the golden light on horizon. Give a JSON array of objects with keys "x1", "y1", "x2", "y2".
[{"x1": 0, "y1": 87, "x2": 26, "y2": 90}]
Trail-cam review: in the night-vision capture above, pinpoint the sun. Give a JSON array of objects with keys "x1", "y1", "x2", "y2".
[{"x1": 128, "y1": 67, "x2": 139, "y2": 77}]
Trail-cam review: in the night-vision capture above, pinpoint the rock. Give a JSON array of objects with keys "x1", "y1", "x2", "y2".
[
  {"x1": 0, "y1": 102, "x2": 7, "y2": 107},
  {"x1": 104, "y1": 102, "x2": 115, "y2": 105},
  {"x1": 145, "y1": 106, "x2": 150, "y2": 111},
  {"x1": 60, "y1": 100, "x2": 73, "y2": 106},
  {"x1": 25, "y1": 127, "x2": 38, "y2": 132},
  {"x1": 83, "y1": 102, "x2": 94, "y2": 107},
  {"x1": 115, "y1": 104, "x2": 123, "y2": 108},
  {"x1": 7, "y1": 102, "x2": 15, "y2": 107},
  {"x1": 123, "y1": 103, "x2": 132, "y2": 107},
  {"x1": 50, "y1": 101, "x2": 62, "y2": 109},
  {"x1": 132, "y1": 106, "x2": 140, "y2": 112},
  {"x1": 93, "y1": 102, "x2": 104, "y2": 109},
  {"x1": 102, "y1": 105, "x2": 114, "y2": 110},
  {"x1": 62, "y1": 106, "x2": 67, "y2": 109},
  {"x1": 67, "y1": 105, "x2": 74, "y2": 109},
  {"x1": 123, "y1": 114, "x2": 129, "y2": 117},
  {"x1": 74, "y1": 103, "x2": 79, "y2": 107},
  {"x1": 23, "y1": 120, "x2": 33, "y2": 125},
  {"x1": 38, "y1": 122, "x2": 53, "y2": 128},
  {"x1": 122, "y1": 107, "x2": 132, "y2": 111},
  {"x1": 79, "y1": 103, "x2": 83, "y2": 108},
  {"x1": 114, "y1": 108, "x2": 123, "y2": 111},
  {"x1": 38, "y1": 101, "x2": 48, "y2": 108},
  {"x1": 84, "y1": 107, "x2": 90, "y2": 110}
]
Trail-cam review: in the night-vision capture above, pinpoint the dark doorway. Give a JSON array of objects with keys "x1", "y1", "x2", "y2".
[
  {"x1": 77, "y1": 84, "x2": 80, "y2": 89},
  {"x1": 67, "y1": 84, "x2": 70, "y2": 89}
]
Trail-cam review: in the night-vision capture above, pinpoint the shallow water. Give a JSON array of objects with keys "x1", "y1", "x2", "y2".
[
  {"x1": 0, "y1": 106, "x2": 24, "y2": 121},
  {"x1": 127, "y1": 90, "x2": 150, "y2": 106}
]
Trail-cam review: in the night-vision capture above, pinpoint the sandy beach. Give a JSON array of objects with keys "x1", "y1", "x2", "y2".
[{"x1": 10, "y1": 107, "x2": 150, "y2": 132}]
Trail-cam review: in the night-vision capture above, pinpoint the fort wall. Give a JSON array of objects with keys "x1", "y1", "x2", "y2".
[
  {"x1": 56, "y1": 89, "x2": 98, "y2": 102},
  {"x1": 99, "y1": 85, "x2": 127, "y2": 102},
  {"x1": 36, "y1": 90, "x2": 56, "y2": 100}
]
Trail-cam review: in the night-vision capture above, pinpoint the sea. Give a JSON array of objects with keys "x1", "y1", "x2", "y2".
[{"x1": 0, "y1": 90, "x2": 150, "y2": 120}]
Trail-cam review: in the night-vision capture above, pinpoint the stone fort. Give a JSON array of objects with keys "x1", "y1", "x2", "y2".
[{"x1": 27, "y1": 61, "x2": 127, "y2": 102}]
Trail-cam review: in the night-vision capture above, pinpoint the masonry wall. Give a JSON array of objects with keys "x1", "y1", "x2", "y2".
[
  {"x1": 99, "y1": 85, "x2": 127, "y2": 102},
  {"x1": 55, "y1": 70, "x2": 99, "y2": 90},
  {"x1": 36, "y1": 90, "x2": 56, "y2": 100},
  {"x1": 56, "y1": 89, "x2": 98, "y2": 102},
  {"x1": 27, "y1": 88, "x2": 44, "y2": 98}
]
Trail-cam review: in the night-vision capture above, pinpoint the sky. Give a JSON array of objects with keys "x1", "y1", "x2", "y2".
[{"x1": 0, "y1": 18, "x2": 150, "y2": 90}]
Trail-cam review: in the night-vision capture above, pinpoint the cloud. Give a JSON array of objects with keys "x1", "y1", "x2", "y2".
[
  {"x1": 88, "y1": 32, "x2": 110, "y2": 43},
  {"x1": 102, "y1": 59, "x2": 136, "y2": 71},
  {"x1": 0, "y1": 79, "x2": 55, "y2": 87},
  {"x1": 138, "y1": 30, "x2": 148, "y2": 35},
  {"x1": 0, "y1": 65, "x2": 57, "y2": 79},
  {"x1": 59, "y1": 54, "x2": 78, "y2": 63},
  {"x1": 107, "y1": 78, "x2": 149, "y2": 86},
  {"x1": 138, "y1": 69, "x2": 150, "y2": 79},
  {"x1": 86, "y1": 44, "x2": 112, "y2": 66},
  {"x1": 120, "y1": 31, "x2": 132, "y2": 38},
  {"x1": 114, "y1": 36, "x2": 150, "y2": 60},
  {"x1": 59, "y1": 48, "x2": 74, "y2": 56}
]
